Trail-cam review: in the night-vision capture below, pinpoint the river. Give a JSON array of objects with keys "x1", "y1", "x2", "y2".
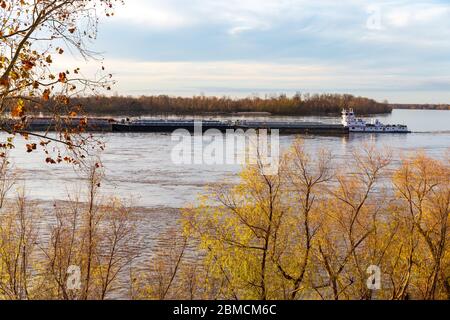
[{"x1": 2, "y1": 108, "x2": 449, "y2": 261}]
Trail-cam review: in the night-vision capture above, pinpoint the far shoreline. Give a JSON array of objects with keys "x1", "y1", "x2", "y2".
[{"x1": 26, "y1": 107, "x2": 449, "y2": 120}]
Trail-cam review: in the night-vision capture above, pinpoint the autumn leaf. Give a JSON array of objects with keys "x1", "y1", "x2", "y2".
[
  {"x1": 58, "y1": 72, "x2": 67, "y2": 83},
  {"x1": 12, "y1": 99, "x2": 25, "y2": 117},
  {"x1": 45, "y1": 157, "x2": 56, "y2": 164},
  {"x1": 40, "y1": 140, "x2": 51, "y2": 147},
  {"x1": 21, "y1": 59, "x2": 35, "y2": 71},
  {"x1": 10, "y1": 71, "x2": 19, "y2": 80},
  {"x1": 43, "y1": 89, "x2": 51, "y2": 101},
  {"x1": 26, "y1": 143, "x2": 37, "y2": 153},
  {"x1": 0, "y1": 77, "x2": 9, "y2": 87}
]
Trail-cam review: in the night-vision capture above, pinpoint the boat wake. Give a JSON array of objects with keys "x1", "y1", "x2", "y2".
[{"x1": 412, "y1": 130, "x2": 450, "y2": 134}]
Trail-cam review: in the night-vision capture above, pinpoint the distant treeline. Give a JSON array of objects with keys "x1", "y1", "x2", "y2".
[
  {"x1": 41, "y1": 93, "x2": 392, "y2": 116},
  {"x1": 391, "y1": 104, "x2": 450, "y2": 110}
]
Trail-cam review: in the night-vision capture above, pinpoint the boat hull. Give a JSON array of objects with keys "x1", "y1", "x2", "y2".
[
  {"x1": 112, "y1": 123, "x2": 233, "y2": 133},
  {"x1": 348, "y1": 128, "x2": 410, "y2": 133}
]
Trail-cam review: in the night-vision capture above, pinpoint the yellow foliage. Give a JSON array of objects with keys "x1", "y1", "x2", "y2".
[{"x1": 182, "y1": 143, "x2": 449, "y2": 300}]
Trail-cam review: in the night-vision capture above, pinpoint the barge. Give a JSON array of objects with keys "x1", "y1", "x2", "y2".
[
  {"x1": 5, "y1": 109, "x2": 410, "y2": 134},
  {"x1": 2, "y1": 117, "x2": 114, "y2": 132},
  {"x1": 112, "y1": 119, "x2": 233, "y2": 133},
  {"x1": 112, "y1": 119, "x2": 348, "y2": 134}
]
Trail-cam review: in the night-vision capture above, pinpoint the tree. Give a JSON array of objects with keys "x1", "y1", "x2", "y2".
[
  {"x1": 180, "y1": 143, "x2": 449, "y2": 300},
  {"x1": 391, "y1": 154, "x2": 450, "y2": 299},
  {"x1": 313, "y1": 146, "x2": 392, "y2": 300},
  {"x1": 0, "y1": 0, "x2": 121, "y2": 161},
  {"x1": 182, "y1": 140, "x2": 333, "y2": 300},
  {"x1": 0, "y1": 158, "x2": 139, "y2": 300}
]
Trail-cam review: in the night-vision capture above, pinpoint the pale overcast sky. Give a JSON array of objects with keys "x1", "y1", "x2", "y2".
[{"x1": 77, "y1": 0, "x2": 450, "y2": 103}]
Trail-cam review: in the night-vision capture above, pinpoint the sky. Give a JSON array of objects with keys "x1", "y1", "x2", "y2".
[{"x1": 74, "y1": 0, "x2": 450, "y2": 103}]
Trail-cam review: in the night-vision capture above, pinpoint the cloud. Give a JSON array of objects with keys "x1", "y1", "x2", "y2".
[
  {"x1": 110, "y1": 0, "x2": 325, "y2": 32},
  {"x1": 85, "y1": 0, "x2": 450, "y2": 103},
  {"x1": 56, "y1": 55, "x2": 450, "y2": 103},
  {"x1": 104, "y1": 0, "x2": 450, "y2": 48},
  {"x1": 384, "y1": 3, "x2": 449, "y2": 28},
  {"x1": 113, "y1": 1, "x2": 192, "y2": 29}
]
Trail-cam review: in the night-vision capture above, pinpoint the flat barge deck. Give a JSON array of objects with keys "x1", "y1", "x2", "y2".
[
  {"x1": 111, "y1": 120, "x2": 349, "y2": 134},
  {"x1": 6, "y1": 118, "x2": 349, "y2": 134}
]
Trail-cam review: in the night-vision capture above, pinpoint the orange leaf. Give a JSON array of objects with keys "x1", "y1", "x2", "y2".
[
  {"x1": 21, "y1": 59, "x2": 35, "y2": 71},
  {"x1": 11, "y1": 99, "x2": 25, "y2": 117},
  {"x1": 43, "y1": 89, "x2": 51, "y2": 101},
  {"x1": 58, "y1": 72, "x2": 67, "y2": 83}
]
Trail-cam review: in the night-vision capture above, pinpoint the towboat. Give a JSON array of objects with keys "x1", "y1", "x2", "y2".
[{"x1": 342, "y1": 109, "x2": 410, "y2": 133}]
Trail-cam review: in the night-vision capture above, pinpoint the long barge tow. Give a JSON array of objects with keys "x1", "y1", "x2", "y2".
[{"x1": 4, "y1": 109, "x2": 410, "y2": 135}]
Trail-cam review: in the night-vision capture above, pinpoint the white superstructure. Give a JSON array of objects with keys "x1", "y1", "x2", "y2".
[{"x1": 342, "y1": 109, "x2": 409, "y2": 133}]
